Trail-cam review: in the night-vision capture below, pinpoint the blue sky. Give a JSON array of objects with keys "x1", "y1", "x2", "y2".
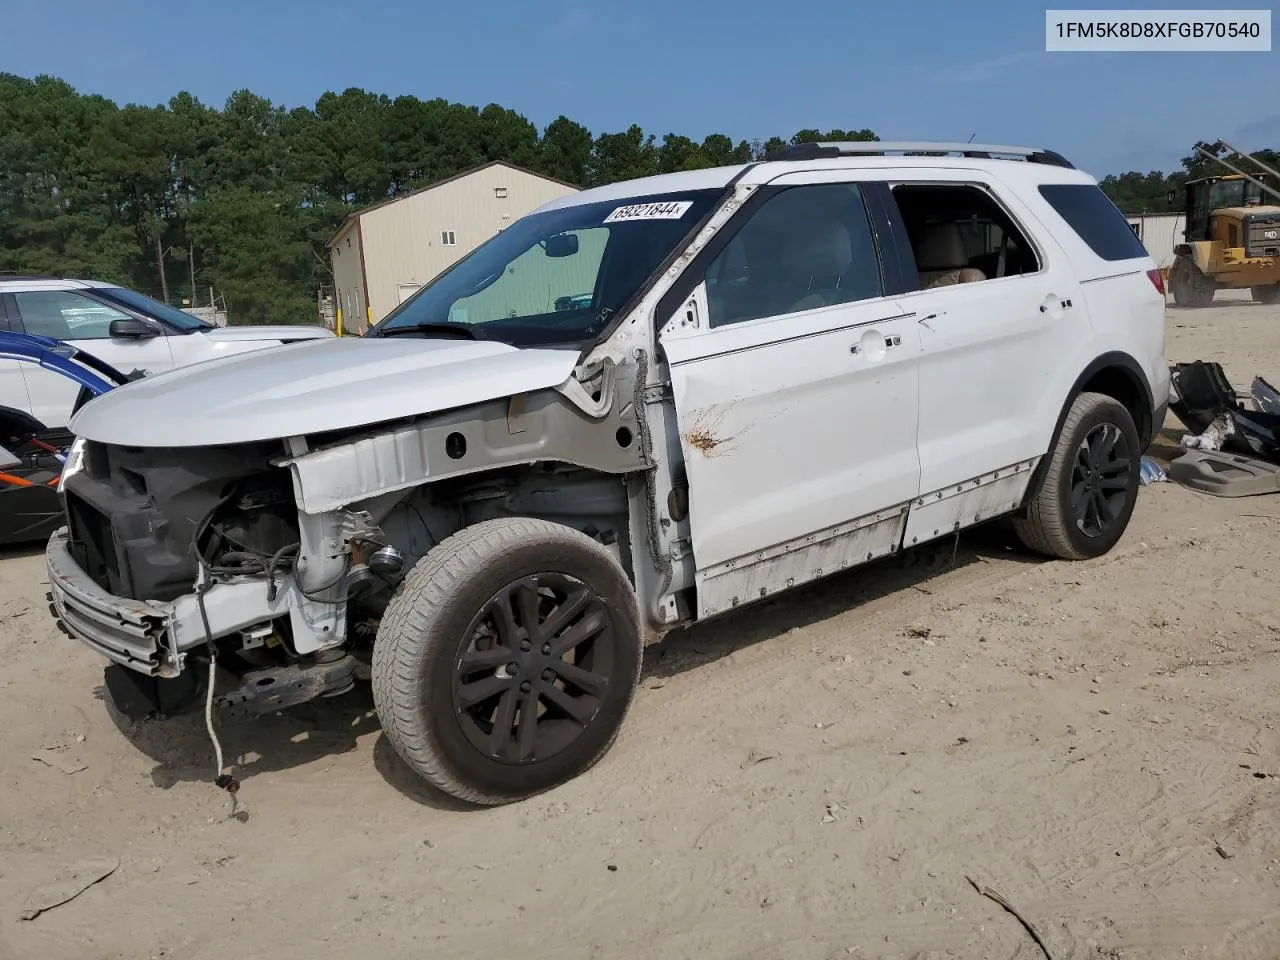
[{"x1": 4, "y1": 0, "x2": 1277, "y2": 178}]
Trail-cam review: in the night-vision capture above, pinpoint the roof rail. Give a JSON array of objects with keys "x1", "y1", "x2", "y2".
[{"x1": 782, "y1": 141, "x2": 1075, "y2": 169}]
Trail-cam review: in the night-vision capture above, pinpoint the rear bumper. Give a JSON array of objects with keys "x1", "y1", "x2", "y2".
[
  {"x1": 1147, "y1": 352, "x2": 1172, "y2": 446},
  {"x1": 47, "y1": 526, "x2": 286, "y2": 678}
]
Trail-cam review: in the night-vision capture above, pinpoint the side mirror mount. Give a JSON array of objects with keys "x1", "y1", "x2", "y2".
[
  {"x1": 541, "y1": 233, "x2": 579, "y2": 258},
  {"x1": 658, "y1": 279, "x2": 709, "y2": 339},
  {"x1": 108, "y1": 317, "x2": 159, "y2": 339}
]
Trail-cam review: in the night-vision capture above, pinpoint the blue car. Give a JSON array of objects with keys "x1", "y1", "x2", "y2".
[{"x1": 0, "y1": 332, "x2": 132, "y2": 545}]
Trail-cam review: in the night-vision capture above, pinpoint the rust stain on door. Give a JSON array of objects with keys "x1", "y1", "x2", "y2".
[{"x1": 682, "y1": 408, "x2": 740, "y2": 457}]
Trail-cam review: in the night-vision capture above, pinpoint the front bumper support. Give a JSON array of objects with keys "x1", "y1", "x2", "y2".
[{"x1": 46, "y1": 527, "x2": 341, "y2": 678}]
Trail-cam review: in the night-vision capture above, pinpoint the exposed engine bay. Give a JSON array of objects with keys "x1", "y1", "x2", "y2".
[{"x1": 56, "y1": 436, "x2": 632, "y2": 723}]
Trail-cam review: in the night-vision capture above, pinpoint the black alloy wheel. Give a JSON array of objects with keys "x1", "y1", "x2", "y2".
[
  {"x1": 1013, "y1": 391, "x2": 1142, "y2": 561},
  {"x1": 452, "y1": 573, "x2": 616, "y2": 765},
  {"x1": 1070, "y1": 422, "x2": 1133, "y2": 538},
  {"x1": 371, "y1": 517, "x2": 643, "y2": 806}
]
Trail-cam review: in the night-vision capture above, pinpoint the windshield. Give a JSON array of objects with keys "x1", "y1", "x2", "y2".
[
  {"x1": 371, "y1": 188, "x2": 724, "y2": 346},
  {"x1": 95, "y1": 286, "x2": 213, "y2": 331},
  {"x1": 1207, "y1": 177, "x2": 1276, "y2": 209}
]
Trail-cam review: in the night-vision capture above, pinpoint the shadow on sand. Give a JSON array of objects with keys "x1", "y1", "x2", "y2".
[{"x1": 97, "y1": 521, "x2": 1043, "y2": 808}]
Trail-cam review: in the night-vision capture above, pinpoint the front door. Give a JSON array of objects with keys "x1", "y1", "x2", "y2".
[
  {"x1": 10, "y1": 290, "x2": 176, "y2": 427},
  {"x1": 657, "y1": 180, "x2": 922, "y2": 618}
]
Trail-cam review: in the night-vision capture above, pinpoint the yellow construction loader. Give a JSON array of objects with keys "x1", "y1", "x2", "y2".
[{"x1": 1169, "y1": 140, "x2": 1280, "y2": 307}]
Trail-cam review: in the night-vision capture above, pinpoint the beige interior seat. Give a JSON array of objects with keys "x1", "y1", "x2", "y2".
[
  {"x1": 914, "y1": 222, "x2": 987, "y2": 289},
  {"x1": 782, "y1": 219, "x2": 853, "y2": 313}
]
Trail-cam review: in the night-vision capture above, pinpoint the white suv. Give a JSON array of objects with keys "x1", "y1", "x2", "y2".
[
  {"x1": 46, "y1": 141, "x2": 1168, "y2": 805},
  {"x1": 0, "y1": 276, "x2": 333, "y2": 429}
]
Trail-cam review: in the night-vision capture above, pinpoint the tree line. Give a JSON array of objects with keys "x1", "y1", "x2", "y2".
[
  {"x1": 1096, "y1": 140, "x2": 1279, "y2": 216},
  {"x1": 0, "y1": 73, "x2": 1273, "y2": 325}
]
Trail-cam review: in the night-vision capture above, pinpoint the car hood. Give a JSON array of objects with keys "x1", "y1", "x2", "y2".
[
  {"x1": 198, "y1": 324, "x2": 334, "y2": 342},
  {"x1": 69, "y1": 336, "x2": 582, "y2": 447}
]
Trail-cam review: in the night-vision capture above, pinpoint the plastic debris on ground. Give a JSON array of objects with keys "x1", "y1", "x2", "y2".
[
  {"x1": 1169, "y1": 361, "x2": 1280, "y2": 460},
  {"x1": 1166, "y1": 361, "x2": 1280, "y2": 498},
  {"x1": 1181, "y1": 413, "x2": 1235, "y2": 451},
  {"x1": 1139, "y1": 456, "x2": 1168, "y2": 485},
  {"x1": 1251, "y1": 376, "x2": 1280, "y2": 415}
]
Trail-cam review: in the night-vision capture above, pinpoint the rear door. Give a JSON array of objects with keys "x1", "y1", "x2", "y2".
[
  {"x1": 10, "y1": 290, "x2": 176, "y2": 427},
  {"x1": 882, "y1": 170, "x2": 1092, "y2": 515}
]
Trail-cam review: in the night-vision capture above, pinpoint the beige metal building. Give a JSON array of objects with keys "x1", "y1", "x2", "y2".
[
  {"x1": 1125, "y1": 212, "x2": 1186, "y2": 270},
  {"x1": 328, "y1": 161, "x2": 581, "y2": 333}
]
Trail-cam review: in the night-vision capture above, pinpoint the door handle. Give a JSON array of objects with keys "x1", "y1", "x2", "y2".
[{"x1": 850, "y1": 332, "x2": 903, "y2": 356}]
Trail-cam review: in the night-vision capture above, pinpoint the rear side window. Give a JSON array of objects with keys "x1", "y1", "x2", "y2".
[{"x1": 1038, "y1": 184, "x2": 1149, "y2": 262}]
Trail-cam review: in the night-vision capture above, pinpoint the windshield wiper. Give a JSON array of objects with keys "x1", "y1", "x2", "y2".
[{"x1": 378, "y1": 321, "x2": 488, "y2": 341}]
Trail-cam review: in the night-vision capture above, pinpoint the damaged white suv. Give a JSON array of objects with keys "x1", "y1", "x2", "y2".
[{"x1": 47, "y1": 141, "x2": 1168, "y2": 805}]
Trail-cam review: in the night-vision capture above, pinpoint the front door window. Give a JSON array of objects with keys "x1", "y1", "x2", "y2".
[{"x1": 704, "y1": 183, "x2": 884, "y2": 327}]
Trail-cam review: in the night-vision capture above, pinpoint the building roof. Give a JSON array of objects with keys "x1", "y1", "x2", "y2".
[{"x1": 326, "y1": 159, "x2": 583, "y2": 249}]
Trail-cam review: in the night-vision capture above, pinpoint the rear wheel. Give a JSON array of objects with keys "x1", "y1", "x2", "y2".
[
  {"x1": 1171, "y1": 255, "x2": 1215, "y2": 307},
  {"x1": 1013, "y1": 392, "x2": 1141, "y2": 561},
  {"x1": 371, "y1": 517, "x2": 643, "y2": 806},
  {"x1": 1252, "y1": 283, "x2": 1280, "y2": 305}
]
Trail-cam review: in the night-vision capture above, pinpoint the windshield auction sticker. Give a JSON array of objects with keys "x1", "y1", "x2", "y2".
[{"x1": 603, "y1": 201, "x2": 693, "y2": 223}]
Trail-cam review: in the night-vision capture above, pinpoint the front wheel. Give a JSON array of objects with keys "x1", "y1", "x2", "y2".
[
  {"x1": 371, "y1": 517, "x2": 643, "y2": 806},
  {"x1": 1170, "y1": 255, "x2": 1215, "y2": 307},
  {"x1": 1013, "y1": 392, "x2": 1142, "y2": 561},
  {"x1": 1252, "y1": 283, "x2": 1280, "y2": 305}
]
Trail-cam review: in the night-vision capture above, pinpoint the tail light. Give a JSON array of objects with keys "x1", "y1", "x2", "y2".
[{"x1": 1146, "y1": 268, "x2": 1165, "y2": 295}]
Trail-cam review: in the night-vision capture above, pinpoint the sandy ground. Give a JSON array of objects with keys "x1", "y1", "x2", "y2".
[{"x1": 3, "y1": 292, "x2": 1280, "y2": 960}]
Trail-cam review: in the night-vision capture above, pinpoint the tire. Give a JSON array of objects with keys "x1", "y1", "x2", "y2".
[
  {"x1": 1252, "y1": 283, "x2": 1280, "y2": 305},
  {"x1": 371, "y1": 517, "x2": 643, "y2": 806},
  {"x1": 1013, "y1": 392, "x2": 1142, "y2": 561},
  {"x1": 1170, "y1": 255, "x2": 1215, "y2": 307}
]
